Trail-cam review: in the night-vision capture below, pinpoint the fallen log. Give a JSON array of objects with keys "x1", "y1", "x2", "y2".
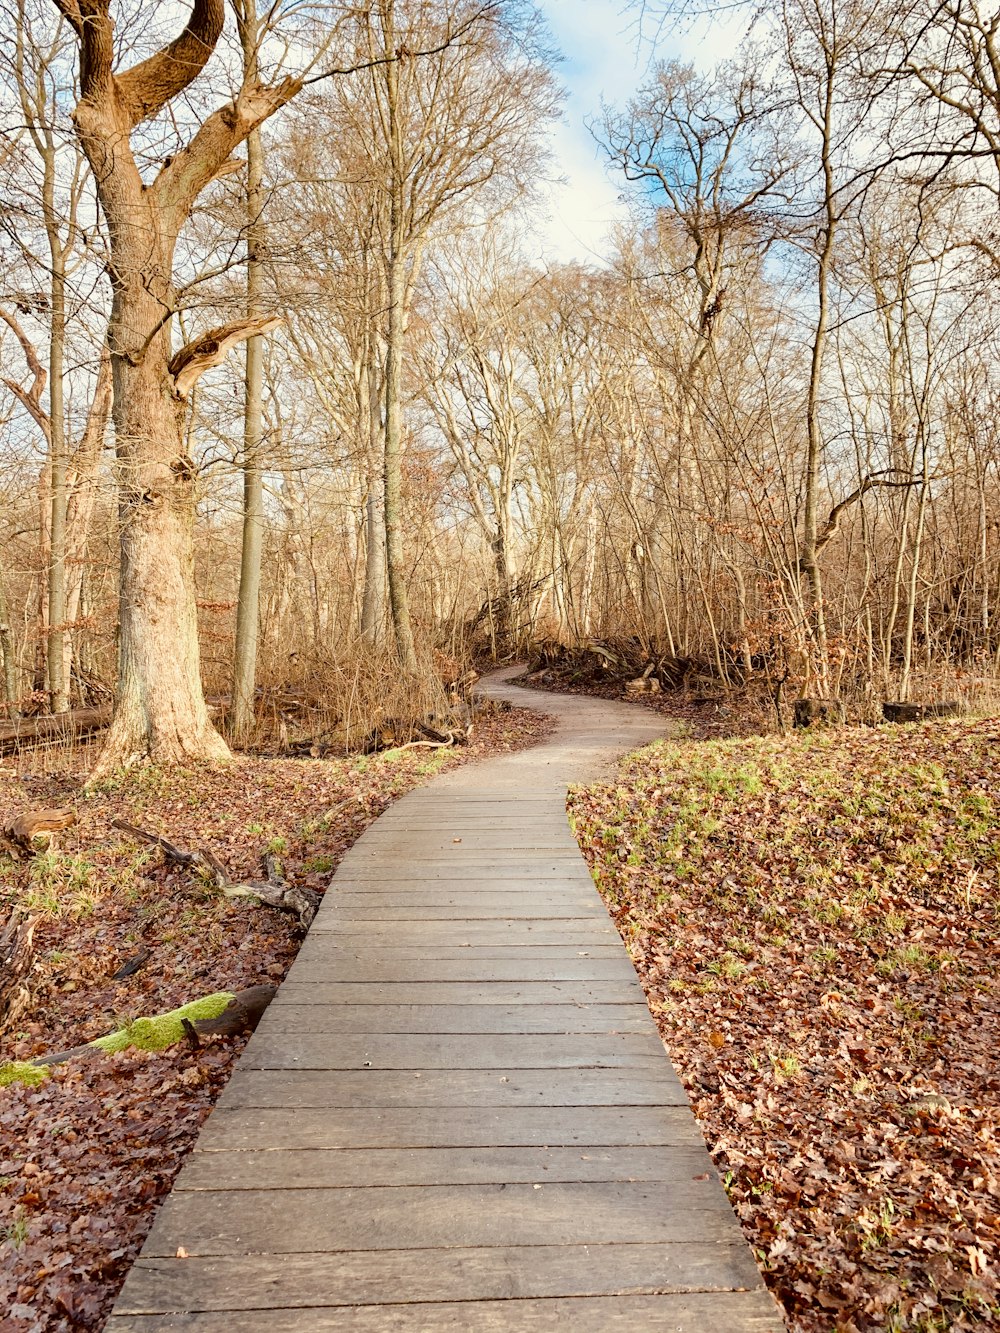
[
  {"x1": 0, "y1": 985, "x2": 277, "y2": 1083},
  {"x1": 0, "y1": 706, "x2": 111, "y2": 754},
  {"x1": 111, "y1": 820, "x2": 320, "y2": 928},
  {"x1": 882, "y1": 700, "x2": 960, "y2": 724}
]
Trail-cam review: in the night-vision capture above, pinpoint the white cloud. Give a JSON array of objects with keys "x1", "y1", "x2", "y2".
[{"x1": 534, "y1": 0, "x2": 748, "y2": 265}]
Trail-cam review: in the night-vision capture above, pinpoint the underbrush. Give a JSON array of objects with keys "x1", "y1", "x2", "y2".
[{"x1": 570, "y1": 717, "x2": 1000, "y2": 1333}]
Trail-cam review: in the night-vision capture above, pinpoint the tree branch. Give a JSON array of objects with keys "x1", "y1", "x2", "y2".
[
  {"x1": 62, "y1": 0, "x2": 115, "y2": 103},
  {"x1": 301, "y1": 3, "x2": 502, "y2": 88},
  {"x1": 116, "y1": 0, "x2": 225, "y2": 129},
  {"x1": 814, "y1": 472, "x2": 921, "y2": 556},
  {"x1": 0, "y1": 309, "x2": 50, "y2": 442},
  {"x1": 153, "y1": 78, "x2": 301, "y2": 222}
]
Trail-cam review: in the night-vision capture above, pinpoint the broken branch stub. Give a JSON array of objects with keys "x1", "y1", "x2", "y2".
[
  {"x1": 4, "y1": 807, "x2": 77, "y2": 853},
  {"x1": 169, "y1": 316, "x2": 284, "y2": 399}
]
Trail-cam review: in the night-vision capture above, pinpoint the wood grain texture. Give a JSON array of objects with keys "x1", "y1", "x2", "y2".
[
  {"x1": 238, "y1": 1030, "x2": 669, "y2": 1070},
  {"x1": 175, "y1": 1144, "x2": 718, "y2": 1190},
  {"x1": 107, "y1": 1292, "x2": 784, "y2": 1331},
  {"x1": 107, "y1": 669, "x2": 782, "y2": 1331},
  {"x1": 215, "y1": 1066, "x2": 689, "y2": 1110},
  {"x1": 261, "y1": 1001, "x2": 656, "y2": 1033},
  {"x1": 193, "y1": 1104, "x2": 705, "y2": 1151},
  {"x1": 114, "y1": 1241, "x2": 765, "y2": 1311},
  {"x1": 138, "y1": 1181, "x2": 747, "y2": 1255}
]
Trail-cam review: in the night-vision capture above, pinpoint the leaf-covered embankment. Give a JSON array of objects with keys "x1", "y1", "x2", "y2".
[{"x1": 570, "y1": 719, "x2": 1000, "y2": 1333}]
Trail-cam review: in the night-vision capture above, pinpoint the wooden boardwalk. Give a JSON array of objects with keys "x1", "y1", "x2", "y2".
[{"x1": 108, "y1": 669, "x2": 783, "y2": 1331}]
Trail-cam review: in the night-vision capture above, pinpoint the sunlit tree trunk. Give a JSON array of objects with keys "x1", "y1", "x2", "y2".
[
  {"x1": 231, "y1": 3, "x2": 267, "y2": 742},
  {"x1": 383, "y1": 247, "x2": 418, "y2": 672}
]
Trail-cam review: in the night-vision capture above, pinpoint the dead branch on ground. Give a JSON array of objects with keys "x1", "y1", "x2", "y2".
[{"x1": 111, "y1": 820, "x2": 320, "y2": 928}]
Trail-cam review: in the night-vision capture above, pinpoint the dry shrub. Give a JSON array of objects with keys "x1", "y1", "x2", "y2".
[{"x1": 244, "y1": 638, "x2": 470, "y2": 755}]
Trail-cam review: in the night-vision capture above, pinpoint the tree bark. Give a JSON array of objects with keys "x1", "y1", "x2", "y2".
[
  {"x1": 361, "y1": 361, "x2": 387, "y2": 645},
  {"x1": 0, "y1": 558, "x2": 18, "y2": 717},
  {"x1": 46, "y1": 240, "x2": 69, "y2": 713},
  {"x1": 63, "y1": 345, "x2": 113, "y2": 696},
  {"x1": 232, "y1": 3, "x2": 266, "y2": 742},
  {"x1": 383, "y1": 250, "x2": 418, "y2": 672}
]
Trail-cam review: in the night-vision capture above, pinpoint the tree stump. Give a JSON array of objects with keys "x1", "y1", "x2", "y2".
[
  {"x1": 882, "y1": 700, "x2": 960, "y2": 724},
  {"x1": 793, "y1": 698, "x2": 845, "y2": 728},
  {"x1": 3, "y1": 807, "x2": 77, "y2": 854}
]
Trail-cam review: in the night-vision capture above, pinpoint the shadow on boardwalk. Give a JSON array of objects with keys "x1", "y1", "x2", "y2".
[{"x1": 108, "y1": 667, "x2": 784, "y2": 1331}]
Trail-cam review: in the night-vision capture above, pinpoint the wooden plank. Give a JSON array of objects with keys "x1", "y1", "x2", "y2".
[
  {"x1": 354, "y1": 836, "x2": 579, "y2": 852},
  {"x1": 108, "y1": 1291, "x2": 785, "y2": 1331},
  {"x1": 282, "y1": 958, "x2": 638, "y2": 983},
  {"x1": 215, "y1": 1067, "x2": 689, "y2": 1111},
  {"x1": 195, "y1": 1105, "x2": 703, "y2": 1151},
  {"x1": 316, "y1": 880, "x2": 601, "y2": 896},
  {"x1": 376, "y1": 821, "x2": 575, "y2": 831},
  {"x1": 323, "y1": 888, "x2": 596, "y2": 902},
  {"x1": 326, "y1": 865, "x2": 591, "y2": 881},
  {"x1": 325, "y1": 891, "x2": 598, "y2": 903},
  {"x1": 137, "y1": 1181, "x2": 743, "y2": 1256},
  {"x1": 271, "y1": 979, "x2": 646, "y2": 1003},
  {"x1": 175, "y1": 1144, "x2": 716, "y2": 1191},
  {"x1": 240, "y1": 1031, "x2": 667, "y2": 1070},
  {"x1": 318, "y1": 899, "x2": 601, "y2": 920},
  {"x1": 309, "y1": 923, "x2": 619, "y2": 946},
  {"x1": 292, "y1": 943, "x2": 627, "y2": 956},
  {"x1": 113, "y1": 1240, "x2": 765, "y2": 1312},
  {"x1": 365, "y1": 823, "x2": 570, "y2": 834},
  {"x1": 341, "y1": 844, "x2": 582, "y2": 859},
  {"x1": 262, "y1": 1003, "x2": 655, "y2": 1034}
]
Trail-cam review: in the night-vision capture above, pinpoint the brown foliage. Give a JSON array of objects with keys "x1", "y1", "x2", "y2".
[{"x1": 571, "y1": 716, "x2": 1000, "y2": 1331}]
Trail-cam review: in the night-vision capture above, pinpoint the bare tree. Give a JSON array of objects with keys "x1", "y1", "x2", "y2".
[
  {"x1": 49, "y1": 0, "x2": 308, "y2": 770},
  {"x1": 230, "y1": 0, "x2": 268, "y2": 743},
  {"x1": 340, "y1": 0, "x2": 557, "y2": 670}
]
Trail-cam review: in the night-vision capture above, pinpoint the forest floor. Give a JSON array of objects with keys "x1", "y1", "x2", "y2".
[
  {"x1": 569, "y1": 713, "x2": 1000, "y2": 1333},
  {"x1": 0, "y1": 701, "x2": 552, "y2": 1333},
  {"x1": 5, "y1": 677, "x2": 998, "y2": 1333}
]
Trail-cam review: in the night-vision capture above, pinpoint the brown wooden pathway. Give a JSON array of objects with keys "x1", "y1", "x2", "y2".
[{"x1": 108, "y1": 668, "x2": 783, "y2": 1330}]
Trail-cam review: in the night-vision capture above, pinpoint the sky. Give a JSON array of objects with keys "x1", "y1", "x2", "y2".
[{"x1": 533, "y1": 0, "x2": 746, "y2": 266}]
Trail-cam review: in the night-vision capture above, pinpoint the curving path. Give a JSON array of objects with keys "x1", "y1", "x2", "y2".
[{"x1": 108, "y1": 668, "x2": 783, "y2": 1331}]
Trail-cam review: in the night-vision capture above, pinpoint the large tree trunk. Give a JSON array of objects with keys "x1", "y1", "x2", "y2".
[
  {"x1": 100, "y1": 294, "x2": 230, "y2": 772},
  {"x1": 59, "y1": 0, "x2": 297, "y2": 774}
]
